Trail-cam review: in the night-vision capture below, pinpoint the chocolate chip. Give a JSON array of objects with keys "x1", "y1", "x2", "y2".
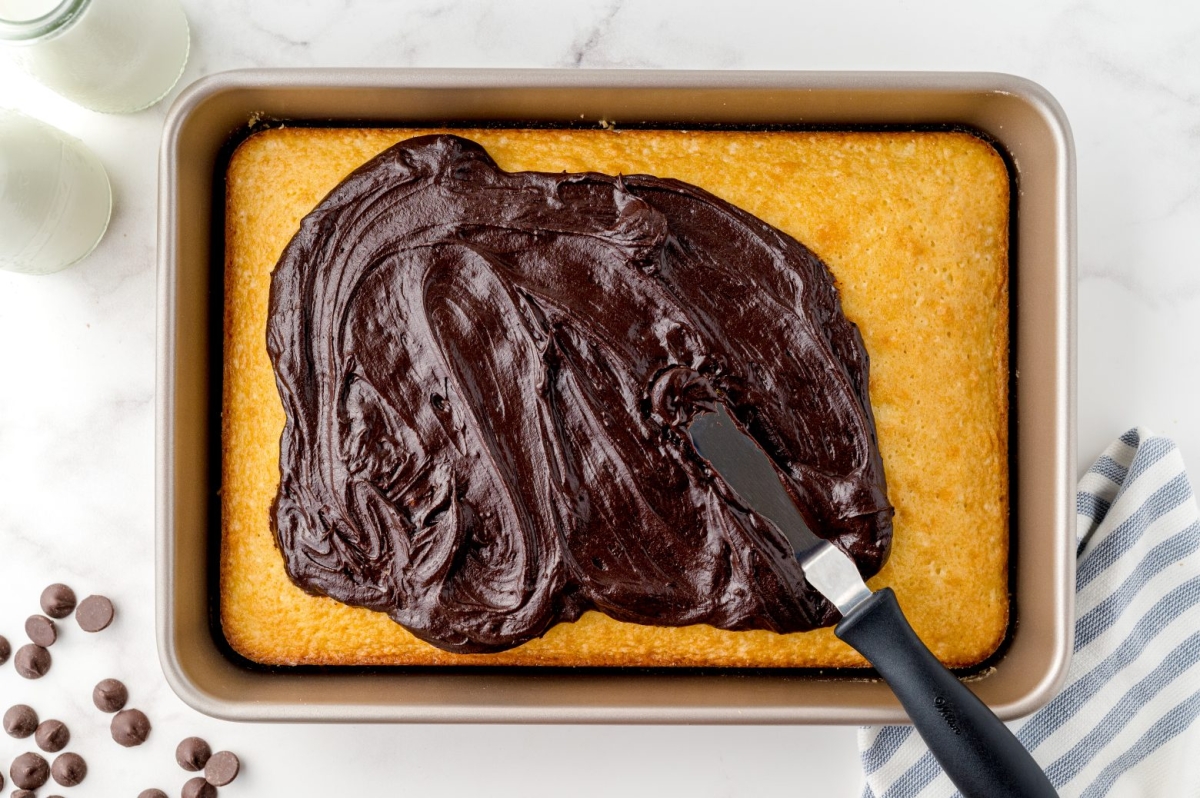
[
  {"x1": 12, "y1": 790, "x2": 35, "y2": 798},
  {"x1": 204, "y1": 749, "x2": 240, "y2": 786},
  {"x1": 182, "y1": 775, "x2": 217, "y2": 798},
  {"x1": 0, "y1": 771, "x2": 3, "y2": 791},
  {"x1": 35, "y1": 719, "x2": 70, "y2": 752},
  {"x1": 76, "y1": 594, "x2": 115, "y2": 632},
  {"x1": 25, "y1": 614, "x2": 57, "y2": 647},
  {"x1": 0, "y1": 634, "x2": 10, "y2": 664},
  {"x1": 40, "y1": 583, "x2": 77, "y2": 619},
  {"x1": 176, "y1": 736, "x2": 212, "y2": 771},
  {"x1": 4, "y1": 704, "x2": 38, "y2": 738},
  {"x1": 93, "y1": 677, "x2": 129, "y2": 712},
  {"x1": 14, "y1": 644, "x2": 51, "y2": 679},
  {"x1": 139, "y1": 790, "x2": 169, "y2": 798},
  {"x1": 110, "y1": 708, "x2": 151, "y2": 747},
  {"x1": 10, "y1": 751, "x2": 49, "y2": 790},
  {"x1": 50, "y1": 752, "x2": 86, "y2": 787}
]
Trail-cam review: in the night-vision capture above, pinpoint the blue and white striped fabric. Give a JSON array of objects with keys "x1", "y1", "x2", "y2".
[{"x1": 858, "y1": 429, "x2": 1200, "y2": 797}]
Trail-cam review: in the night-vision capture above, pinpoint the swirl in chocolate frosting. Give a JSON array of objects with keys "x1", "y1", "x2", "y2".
[{"x1": 266, "y1": 134, "x2": 893, "y2": 654}]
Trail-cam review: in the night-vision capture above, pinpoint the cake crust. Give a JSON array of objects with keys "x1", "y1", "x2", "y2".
[{"x1": 222, "y1": 127, "x2": 1010, "y2": 668}]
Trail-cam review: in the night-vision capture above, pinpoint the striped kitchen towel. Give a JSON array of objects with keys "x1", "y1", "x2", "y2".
[{"x1": 859, "y1": 428, "x2": 1200, "y2": 797}]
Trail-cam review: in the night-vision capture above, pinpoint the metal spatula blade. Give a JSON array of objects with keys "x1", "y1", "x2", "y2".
[{"x1": 687, "y1": 404, "x2": 870, "y2": 614}]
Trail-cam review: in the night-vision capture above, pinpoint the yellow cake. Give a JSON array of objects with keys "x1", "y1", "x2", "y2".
[{"x1": 222, "y1": 127, "x2": 1010, "y2": 668}]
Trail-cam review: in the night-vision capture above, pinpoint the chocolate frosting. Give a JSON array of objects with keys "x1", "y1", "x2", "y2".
[{"x1": 266, "y1": 133, "x2": 893, "y2": 654}]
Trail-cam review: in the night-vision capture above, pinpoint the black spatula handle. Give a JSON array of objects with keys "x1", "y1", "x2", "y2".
[{"x1": 836, "y1": 588, "x2": 1057, "y2": 798}]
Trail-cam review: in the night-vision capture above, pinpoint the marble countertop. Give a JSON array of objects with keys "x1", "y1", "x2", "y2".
[{"x1": 2, "y1": 1, "x2": 1198, "y2": 795}]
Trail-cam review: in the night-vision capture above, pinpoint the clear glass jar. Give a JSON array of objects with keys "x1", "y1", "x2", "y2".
[
  {"x1": 0, "y1": 0, "x2": 190, "y2": 114},
  {"x1": 0, "y1": 110, "x2": 111, "y2": 275}
]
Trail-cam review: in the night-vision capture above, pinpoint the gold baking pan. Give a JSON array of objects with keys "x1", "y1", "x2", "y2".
[{"x1": 156, "y1": 69, "x2": 1076, "y2": 723}]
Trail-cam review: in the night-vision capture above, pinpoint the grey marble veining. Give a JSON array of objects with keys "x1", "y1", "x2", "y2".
[{"x1": 2, "y1": 1, "x2": 1199, "y2": 795}]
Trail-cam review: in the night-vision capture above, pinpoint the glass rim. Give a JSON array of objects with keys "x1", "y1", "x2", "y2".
[{"x1": 0, "y1": 0, "x2": 89, "y2": 42}]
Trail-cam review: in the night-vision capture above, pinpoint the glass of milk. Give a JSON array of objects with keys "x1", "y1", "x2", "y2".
[
  {"x1": 0, "y1": 110, "x2": 112, "y2": 275},
  {"x1": 0, "y1": 0, "x2": 190, "y2": 113}
]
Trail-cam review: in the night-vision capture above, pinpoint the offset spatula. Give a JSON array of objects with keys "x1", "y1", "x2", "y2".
[{"x1": 688, "y1": 405, "x2": 1056, "y2": 798}]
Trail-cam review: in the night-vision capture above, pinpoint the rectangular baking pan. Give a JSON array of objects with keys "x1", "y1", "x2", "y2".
[{"x1": 156, "y1": 68, "x2": 1076, "y2": 723}]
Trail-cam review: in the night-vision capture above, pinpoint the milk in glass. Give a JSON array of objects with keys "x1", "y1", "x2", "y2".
[
  {"x1": 0, "y1": 111, "x2": 111, "y2": 274},
  {"x1": 0, "y1": 0, "x2": 190, "y2": 113}
]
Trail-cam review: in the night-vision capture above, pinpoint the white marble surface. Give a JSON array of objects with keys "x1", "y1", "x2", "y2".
[{"x1": 2, "y1": 0, "x2": 1199, "y2": 795}]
